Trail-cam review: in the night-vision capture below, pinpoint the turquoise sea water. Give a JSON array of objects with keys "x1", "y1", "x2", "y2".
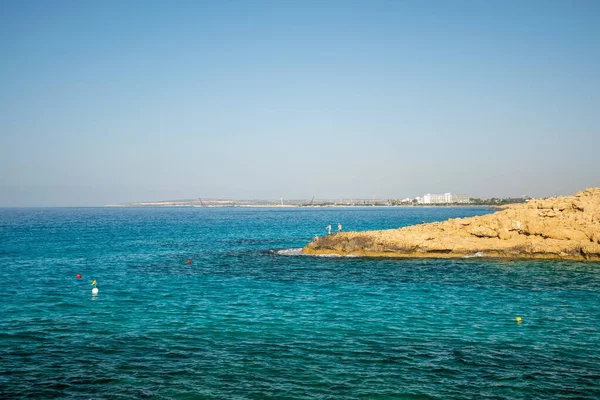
[{"x1": 1, "y1": 207, "x2": 599, "y2": 399}]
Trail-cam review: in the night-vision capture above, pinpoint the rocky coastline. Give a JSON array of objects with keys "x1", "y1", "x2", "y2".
[{"x1": 302, "y1": 188, "x2": 600, "y2": 261}]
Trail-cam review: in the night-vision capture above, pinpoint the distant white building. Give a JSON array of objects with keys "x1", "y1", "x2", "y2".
[
  {"x1": 451, "y1": 194, "x2": 470, "y2": 203},
  {"x1": 422, "y1": 193, "x2": 470, "y2": 204}
]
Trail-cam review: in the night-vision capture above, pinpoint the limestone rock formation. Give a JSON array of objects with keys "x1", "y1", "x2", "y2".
[{"x1": 302, "y1": 188, "x2": 600, "y2": 261}]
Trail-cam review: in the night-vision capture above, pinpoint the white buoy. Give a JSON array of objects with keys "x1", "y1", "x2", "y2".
[{"x1": 92, "y1": 287, "x2": 99, "y2": 295}]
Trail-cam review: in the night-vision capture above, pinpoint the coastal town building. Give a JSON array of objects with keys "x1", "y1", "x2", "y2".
[
  {"x1": 420, "y1": 193, "x2": 470, "y2": 204},
  {"x1": 450, "y1": 194, "x2": 470, "y2": 203}
]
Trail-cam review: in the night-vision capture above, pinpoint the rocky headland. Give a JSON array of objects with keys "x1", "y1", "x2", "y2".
[{"x1": 302, "y1": 188, "x2": 600, "y2": 261}]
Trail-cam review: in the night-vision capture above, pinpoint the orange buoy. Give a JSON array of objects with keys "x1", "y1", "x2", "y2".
[
  {"x1": 186, "y1": 259, "x2": 191, "y2": 264},
  {"x1": 77, "y1": 274, "x2": 82, "y2": 279}
]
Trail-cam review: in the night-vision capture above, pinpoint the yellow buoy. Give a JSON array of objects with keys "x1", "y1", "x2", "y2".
[{"x1": 516, "y1": 316, "x2": 522, "y2": 323}]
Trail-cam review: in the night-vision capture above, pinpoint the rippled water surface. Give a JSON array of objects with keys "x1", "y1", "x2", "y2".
[{"x1": 1, "y1": 207, "x2": 599, "y2": 399}]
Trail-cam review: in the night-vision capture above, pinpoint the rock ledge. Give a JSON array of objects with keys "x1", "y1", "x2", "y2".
[{"x1": 302, "y1": 188, "x2": 600, "y2": 261}]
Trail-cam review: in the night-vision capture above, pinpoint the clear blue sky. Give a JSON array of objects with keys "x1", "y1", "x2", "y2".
[{"x1": 1, "y1": 0, "x2": 599, "y2": 206}]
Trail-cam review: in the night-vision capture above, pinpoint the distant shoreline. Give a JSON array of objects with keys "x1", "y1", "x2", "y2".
[{"x1": 105, "y1": 203, "x2": 493, "y2": 209}]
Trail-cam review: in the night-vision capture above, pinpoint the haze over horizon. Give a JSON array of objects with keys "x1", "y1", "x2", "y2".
[{"x1": 1, "y1": 1, "x2": 599, "y2": 206}]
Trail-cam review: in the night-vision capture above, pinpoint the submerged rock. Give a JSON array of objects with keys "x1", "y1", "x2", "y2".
[{"x1": 302, "y1": 188, "x2": 600, "y2": 261}]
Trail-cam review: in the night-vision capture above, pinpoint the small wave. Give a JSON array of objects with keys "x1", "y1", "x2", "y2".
[
  {"x1": 274, "y1": 248, "x2": 364, "y2": 258},
  {"x1": 465, "y1": 251, "x2": 485, "y2": 258},
  {"x1": 275, "y1": 248, "x2": 304, "y2": 256}
]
